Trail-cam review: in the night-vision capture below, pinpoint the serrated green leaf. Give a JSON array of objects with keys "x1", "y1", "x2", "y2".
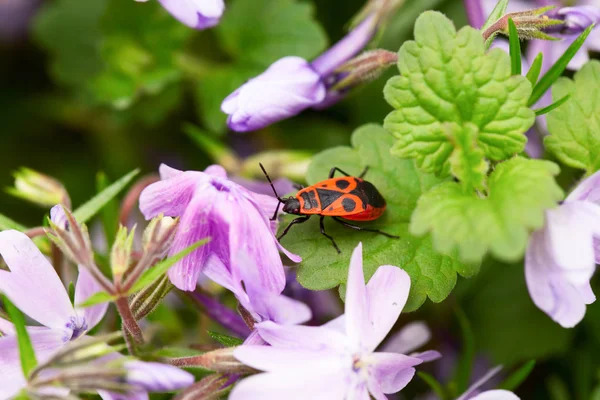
[
  {"x1": 280, "y1": 124, "x2": 477, "y2": 312},
  {"x1": 216, "y1": 0, "x2": 327, "y2": 66},
  {"x1": 207, "y1": 331, "x2": 244, "y2": 347},
  {"x1": 545, "y1": 61, "x2": 600, "y2": 174},
  {"x1": 499, "y1": 360, "x2": 536, "y2": 391},
  {"x1": 73, "y1": 169, "x2": 139, "y2": 224},
  {"x1": 2, "y1": 295, "x2": 37, "y2": 376},
  {"x1": 508, "y1": 19, "x2": 522, "y2": 76},
  {"x1": 529, "y1": 24, "x2": 595, "y2": 107},
  {"x1": 384, "y1": 12, "x2": 534, "y2": 181},
  {"x1": 411, "y1": 157, "x2": 564, "y2": 263},
  {"x1": 129, "y1": 238, "x2": 211, "y2": 294},
  {"x1": 448, "y1": 124, "x2": 489, "y2": 192}
]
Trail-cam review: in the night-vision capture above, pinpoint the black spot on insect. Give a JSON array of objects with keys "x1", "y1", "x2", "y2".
[
  {"x1": 316, "y1": 188, "x2": 343, "y2": 209},
  {"x1": 335, "y1": 179, "x2": 350, "y2": 190},
  {"x1": 321, "y1": 184, "x2": 327, "y2": 187},
  {"x1": 328, "y1": 207, "x2": 334, "y2": 211},
  {"x1": 342, "y1": 198, "x2": 356, "y2": 212},
  {"x1": 300, "y1": 192, "x2": 312, "y2": 210}
]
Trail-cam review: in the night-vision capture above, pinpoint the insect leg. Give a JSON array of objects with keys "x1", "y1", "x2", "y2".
[
  {"x1": 270, "y1": 201, "x2": 282, "y2": 221},
  {"x1": 359, "y1": 166, "x2": 370, "y2": 179},
  {"x1": 332, "y1": 217, "x2": 399, "y2": 239},
  {"x1": 277, "y1": 215, "x2": 311, "y2": 240},
  {"x1": 328, "y1": 167, "x2": 352, "y2": 179},
  {"x1": 320, "y1": 216, "x2": 341, "y2": 254}
]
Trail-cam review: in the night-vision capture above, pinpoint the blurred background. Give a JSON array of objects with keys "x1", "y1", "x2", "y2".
[{"x1": 2, "y1": 0, "x2": 600, "y2": 398}]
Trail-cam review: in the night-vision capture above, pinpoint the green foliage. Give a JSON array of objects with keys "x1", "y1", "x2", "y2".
[
  {"x1": 2, "y1": 295, "x2": 37, "y2": 376},
  {"x1": 499, "y1": 360, "x2": 536, "y2": 391},
  {"x1": 196, "y1": 0, "x2": 328, "y2": 133},
  {"x1": 508, "y1": 19, "x2": 522, "y2": 76},
  {"x1": 207, "y1": 331, "x2": 244, "y2": 347},
  {"x1": 411, "y1": 157, "x2": 564, "y2": 263},
  {"x1": 73, "y1": 169, "x2": 139, "y2": 224},
  {"x1": 464, "y1": 261, "x2": 573, "y2": 365},
  {"x1": 280, "y1": 124, "x2": 477, "y2": 311},
  {"x1": 546, "y1": 61, "x2": 600, "y2": 174},
  {"x1": 384, "y1": 11, "x2": 534, "y2": 189},
  {"x1": 481, "y1": 0, "x2": 509, "y2": 48}
]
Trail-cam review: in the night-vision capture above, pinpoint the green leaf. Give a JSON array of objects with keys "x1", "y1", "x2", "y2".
[
  {"x1": 32, "y1": 0, "x2": 107, "y2": 87},
  {"x1": 499, "y1": 360, "x2": 536, "y2": 391},
  {"x1": 73, "y1": 169, "x2": 139, "y2": 223},
  {"x1": 534, "y1": 94, "x2": 570, "y2": 116},
  {"x1": 216, "y1": 0, "x2": 327, "y2": 66},
  {"x1": 545, "y1": 61, "x2": 600, "y2": 174},
  {"x1": 453, "y1": 308, "x2": 475, "y2": 394},
  {"x1": 2, "y1": 295, "x2": 37, "y2": 376},
  {"x1": 0, "y1": 213, "x2": 27, "y2": 232},
  {"x1": 529, "y1": 24, "x2": 594, "y2": 106},
  {"x1": 411, "y1": 157, "x2": 564, "y2": 263},
  {"x1": 153, "y1": 346, "x2": 203, "y2": 358},
  {"x1": 464, "y1": 260, "x2": 572, "y2": 365},
  {"x1": 68, "y1": 281, "x2": 76, "y2": 306},
  {"x1": 96, "y1": 172, "x2": 119, "y2": 248},
  {"x1": 280, "y1": 124, "x2": 477, "y2": 312},
  {"x1": 90, "y1": 0, "x2": 192, "y2": 108},
  {"x1": 207, "y1": 331, "x2": 244, "y2": 347},
  {"x1": 508, "y1": 19, "x2": 522, "y2": 76},
  {"x1": 526, "y1": 52, "x2": 544, "y2": 86},
  {"x1": 129, "y1": 238, "x2": 211, "y2": 294},
  {"x1": 76, "y1": 291, "x2": 116, "y2": 308},
  {"x1": 418, "y1": 372, "x2": 448, "y2": 400},
  {"x1": 481, "y1": 0, "x2": 509, "y2": 32},
  {"x1": 384, "y1": 11, "x2": 534, "y2": 181}
]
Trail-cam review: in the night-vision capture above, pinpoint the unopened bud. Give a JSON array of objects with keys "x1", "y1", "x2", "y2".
[
  {"x1": 174, "y1": 374, "x2": 231, "y2": 400},
  {"x1": 142, "y1": 215, "x2": 179, "y2": 258},
  {"x1": 330, "y1": 49, "x2": 398, "y2": 92},
  {"x1": 111, "y1": 225, "x2": 136, "y2": 280},
  {"x1": 169, "y1": 347, "x2": 255, "y2": 374},
  {"x1": 131, "y1": 274, "x2": 173, "y2": 321},
  {"x1": 242, "y1": 150, "x2": 312, "y2": 182},
  {"x1": 483, "y1": 6, "x2": 563, "y2": 42},
  {"x1": 46, "y1": 205, "x2": 95, "y2": 268},
  {"x1": 7, "y1": 168, "x2": 71, "y2": 208}
]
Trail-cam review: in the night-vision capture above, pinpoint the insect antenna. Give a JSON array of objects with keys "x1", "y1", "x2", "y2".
[{"x1": 259, "y1": 163, "x2": 285, "y2": 202}]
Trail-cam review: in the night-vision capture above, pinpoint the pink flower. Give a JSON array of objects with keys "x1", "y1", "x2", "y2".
[
  {"x1": 230, "y1": 243, "x2": 440, "y2": 399},
  {"x1": 139, "y1": 164, "x2": 300, "y2": 291},
  {"x1": 526, "y1": 171, "x2": 600, "y2": 327}
]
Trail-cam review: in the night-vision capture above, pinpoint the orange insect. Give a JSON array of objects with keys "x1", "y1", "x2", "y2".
[{"x1": 260, "y1": 163, "x2": 398, "y2": 253}]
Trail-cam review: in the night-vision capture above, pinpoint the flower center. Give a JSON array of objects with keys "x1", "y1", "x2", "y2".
[
  {"x1": 65, "y1": 316, "x2": 88, "y2": 341},
  {"x1": 210, "y1": 178, "x2": 231, "y2": 192}
]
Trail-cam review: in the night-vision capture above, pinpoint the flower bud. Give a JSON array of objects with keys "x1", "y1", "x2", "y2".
[
  {"x1": 111, "y1": 225, "x2": 136, "y2": 280},
  {"x1": 131, "y1": 274, "x2": 173, "y2": 321},
  {"x1": 329, "y1": 49, "x2": 398, "y2": 92},
  {"x1": 7, "y1": 167, "x2": 71, "y2": 208},
  {"x1": 142, "y1": 214, "x2": 179, "y2": 258},
  {"x1": 174, "y1": 374, "x2": 231, "y2": 400},
  {"x1": 46, "y1": 205, "x2": 95, "y2": 268},
  {"x1": 483, "y1": 6, "x2": 563, "y2": 42}
]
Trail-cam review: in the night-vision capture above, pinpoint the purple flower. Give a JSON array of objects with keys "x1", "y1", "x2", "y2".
[
  {"x1": 155, "y1": 0, "x2": 225, "y2": 30},
  {"x1": 139, "y1": 164, "x2": 300, "y2": 291},
  {"x1": 230, "y1": 243, "x2": 440, "y2": 399},
  {"x1": 455, "y1": 366, "x2": 519, "y2": 400},
  {"x1": 525, "y1": 170, "x2": 600, "y2": 328},
  {"x1": 221, "y1": 14, "x2": 378, "y2": 132}
]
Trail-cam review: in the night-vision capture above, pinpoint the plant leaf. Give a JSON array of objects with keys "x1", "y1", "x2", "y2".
[
  {"x1": 207, "y1": 331, "x2": 244, "y2": 347},
  {"x1": 73, "y1": 169, "x2": 139, "y2": 223},
  {"x1": 453, "y1": 308, "x2": 476, "y2": 394},
  {"x1": 528, "y1": 24, "x2": 594, "y2": 106},
  {"x1": 2, "y1": 295, "x2": 37, "y2": 376},
  {"x1": 508, "y1": 18, "x2": 522, "y2": 76},
  {"x1": 96, "y1": 172, "x2": 119, "y2": 248},
  {"x1": 280, "y1": 124, "x2": 477, "y2": 312},
  {"x1": 481, "y1": 0, "x2": 509, "y2": 32},
  {"x1": 384, "y1": 11, "x2": 534, "y2": 182},
  {"x1": 499, "y1": 360, "x2": 536, "y2": 391},
  {"x1": 526, "y1": 52, "x2": 544, "y2": 86},
  {"x1": 418, "y1": 372, "x2": 448, "y2": 400},
  {"x1": 411, "y1": 157, "x2": 564, "y2": 263},
  {"x1": 76, "y1": 291, "x2": 116, "y2": 308},
  {"x1": 129, "y1": 238, "x2": 211, "y2": 294},
  {"x1": 0, "y1": 213, "x2": 27, "y2": 231},
  {"x1": 534, "y1": 94, "x2": 570, "y2": 116},
  {"x1": 545, "y1": 61, "x2": 600, "y2": 174}
]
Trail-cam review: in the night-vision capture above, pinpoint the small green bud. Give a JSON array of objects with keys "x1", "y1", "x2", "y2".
[
  {"x1": 111, "y1": 225, "x2": 136, "y2": 280},
  {"x1": 7, "y1": 168, "x2": 71, "y2": 208},
  {"x1": 142, "y1": 214, "x2": 179, "y2": 258},
  {"x1": 483, "y1": 6, "x2": 563, "y2": 43}
]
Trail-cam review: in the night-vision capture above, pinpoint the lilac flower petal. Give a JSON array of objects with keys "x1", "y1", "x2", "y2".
[
  {"x1": 167, "y1": 185, "x2": 219, "y2": 291},
  {"x1": 0, "y1": 317, "x2": 14, "y2": 334},
  {"x1": 234, "y1": 346, "x2": 345, "y2": 373},
  {"x1": 349, "y1": 381, "x2": 371, "y2": 400},
  {"x1": 0, "y1": 230, "x2": 74, "y2": 330},
  {"x1": 546, "y1": 201, "x2": 600, "y2": 285},
  {"x1": 364, "y1": 265, "x2": 411, "y2": 351},
  {"x1": 470, "y1": 390, "x2": 520, "y2": 400},
  {"x1": 255, "y1": 321, "x2": 348, "y2": 351},
  {"x1": 323, "y1": 314, "x2": 345, "y2": 333},
  {"x1": 457, "y1": 365, "x2": 504, "y2": 400},
  {"x1": 124, "y1": 361, "x2": 194, "y2": 392},
  {"x1": 243, "y1": 330, "x2": 266, "y2": 345},
  {"x1": 370, "y1": 352, "x2": 422, "y2": 393},
  {"x1": 411, "y1": 350, "x2": 442, "y2": 363},
  {"x1": 221, "y1": 57, "x2": 326, "y2": 132},
  {"x1": 311, "y1": 15, "x2": 376, "y2": 76},
  {"x1": 50, "y1": 205, "x2": 68, "y2": 229},
  {"x1": 380, "y1": 321, "x2": 431, "y2": 354},
  {"x1": 229, "y1": 370, "x2": 347, "y2": 400},
  {"x1": 345, "y1": 243, "x2": 369, "y2": 348},
  {"x1": 98, "y1": 390, "x2": 148, "y2": 400},
  {"x1": 366, "y1": 379, "x2": 388, "y2": 400},
  {"x1": 139, "y1": 171, "x2": 204, "y2": 219},
  {"x1": 251, "y1": 292, "x2": 312, "y2": 325},
  {"x1": 566, "y1": 170, "x2": 600, "y2": 203},
  {"x1": 158, "y1": 0, "x2": 224, "y2": 30},
  {"x1": 204, "y1": 164, "x2": 228, "y2": 179},
  {"x1": 233, "y1": 176, "x2": 296, "y2": 199},
  {"x1": 188, "y1": 290, "x2": 249, "y2": 338},
  {"x1": 158, "y1": 163, "x2": 183, "y2": 180},
  {"x1": 74, "y1": 265, "x2": 108, "y2": 331}
]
